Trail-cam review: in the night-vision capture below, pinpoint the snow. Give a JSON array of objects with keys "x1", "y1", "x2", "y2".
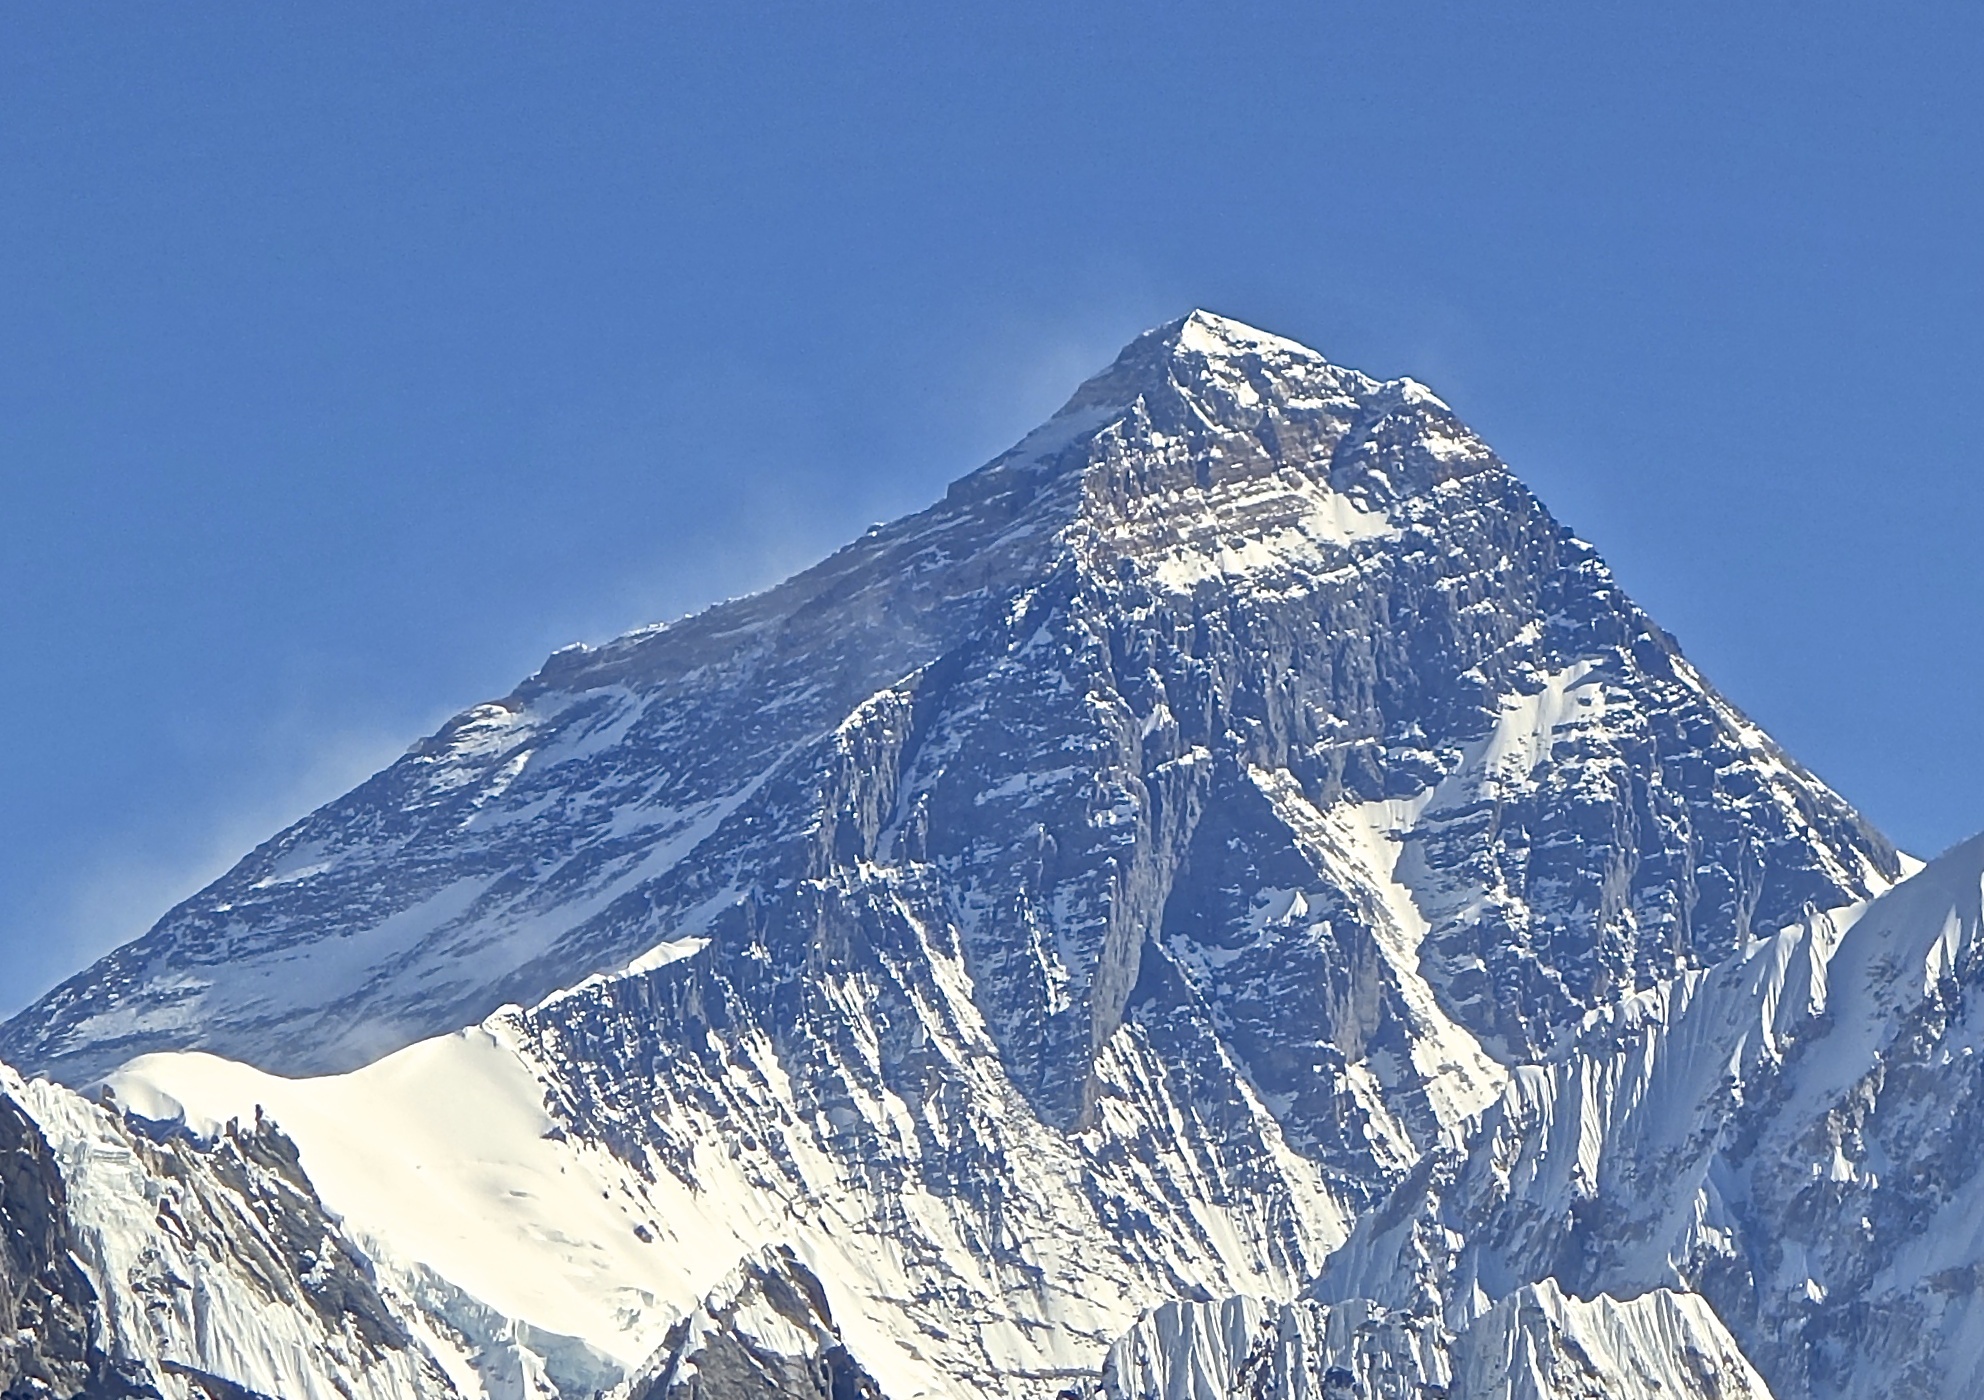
[
  {"x1": 105, "y1": 961, "x2": 1356, "y2": 1400},
  {"x1": 1250, "y1": 769, "x2": 1509, "y2": 1134},
  {"x1": 109, "y1": 1025, "x2": 704, "y2": 1370},
  {"x1": 1311, "y1": 833, "x2": 1984, "y2": 1400},
  {"x1": 1138, "y1": 472, "x2": 1400, "y2": 595},
  {"x1": 1172, "y1": 309, "x2": 1324, "y2": 366},
  {"x1": 1103, "y1": 1281, "x2": 1772, "y2": 1400},
  {"x1": 11, "y1": 1064, "x2": 452, "y2": 1400},
  {"x1": 621, "y1": 935, "x2": 709, "y2": 977},
  {"x1": 189, "y1": 874, "x2": 497, "y2": 1020},
  {"x1": 1419, "y1": 428, "x2": 1484, "y2": 463}
]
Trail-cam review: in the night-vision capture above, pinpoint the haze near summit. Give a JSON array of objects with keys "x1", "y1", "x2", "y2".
[{"x1": 3, "y1": 3, "x2": 1981, "y2": 1013}]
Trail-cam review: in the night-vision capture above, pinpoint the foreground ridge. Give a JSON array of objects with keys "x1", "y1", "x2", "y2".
[
  {"x1": 1100, "y1": 1282, "x2": 1773, "y2": 1400},
  {"x1": 0, "y1": 311, "x2": 1923, "y2": 1400},
  {"x1": 1312, "y1": 832, "x2": 1984, "y2": 1400}
]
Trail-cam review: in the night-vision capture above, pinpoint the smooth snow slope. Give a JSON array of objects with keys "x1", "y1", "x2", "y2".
[{"x1": 109, "y1": 1027, "x2": 694, "y2": 1371}]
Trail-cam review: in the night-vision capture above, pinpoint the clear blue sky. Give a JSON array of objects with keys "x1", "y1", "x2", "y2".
[{"x1": 4, "y1": 3, "x2": 1980, "y2": 1013}]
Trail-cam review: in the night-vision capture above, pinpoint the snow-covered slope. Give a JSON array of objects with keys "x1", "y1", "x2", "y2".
[
  {"x1": 0, "y1": 312, "x2": 1919, "y2": 1400},
  {"x1": 1310, "y1": 833, "x2": 1984, "y2": 1400},
  {"x1": 1100, "y1": 1281, "x2": 1773, "y2": 1400},
  {"x1": 0, "y1": 1064, "x2": 468, "y2": 1400},
  {"x1": 104, "y1": 963, "x2": 1342, "y2": 1398}
]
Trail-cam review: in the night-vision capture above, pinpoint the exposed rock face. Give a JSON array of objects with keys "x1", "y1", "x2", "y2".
[
  {"x1": 0, "y1": 312, "x2": 1928, "y2": 1400},
  {"x1": 0, "y1": 1086, "x2": 153, "y2": 1399},
  {"x1": 0, "y1": 313, "x2": 1896, "y2": 1102},
  {"x1": 620, "y1": 1248, "x2": 883, "y2": 1400}
]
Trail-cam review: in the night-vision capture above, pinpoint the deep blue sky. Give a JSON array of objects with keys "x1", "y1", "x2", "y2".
[{"x1": 4, "y1": 4, "x2": 1981, "y2": 1012}]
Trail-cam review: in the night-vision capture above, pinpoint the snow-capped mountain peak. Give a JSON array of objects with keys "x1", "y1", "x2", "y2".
[{"x1": 0, "y1": 311, "x2": 1924, "y2": 1400}]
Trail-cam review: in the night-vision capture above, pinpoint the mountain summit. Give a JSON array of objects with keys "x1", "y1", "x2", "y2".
[{"x1": 0, "y1": 312, "x2": 1918, "y2": 1400}]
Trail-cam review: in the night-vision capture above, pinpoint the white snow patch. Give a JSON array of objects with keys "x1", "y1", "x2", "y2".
[
  {"x1": 108, "y1": 1025, "x2": 701, "y2": 1369},
  {"x1": 622, "y1": 936, "x2": 710, "y2": 978},
  {"x1": 1249, "y1": 769, "x2": 1508, "y2": 1131}
]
